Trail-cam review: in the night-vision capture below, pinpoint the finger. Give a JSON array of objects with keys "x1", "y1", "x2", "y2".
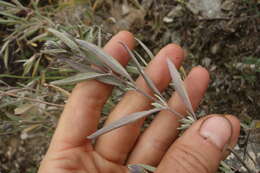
[
  {"x1": 49, "y1": 31, "x2": 135, "y2": 151},
  {"x1": 127, "y1": 66, "x2": 210, "y2": 165},
  {"x1": 156, "y1": 114, "x2": 240, "y2": 173},
  {"x1": 95, "y1": 44, "x2": 184, "y2": 164}
]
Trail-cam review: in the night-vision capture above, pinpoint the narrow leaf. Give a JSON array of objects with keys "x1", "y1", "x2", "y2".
[
  {"x1": 0, "y1": 40, "x2": 10, "y2": 55},
  {"x1": 51, "y1": 72, "x2": 110, "y2": 85},
  {"x1": 11, "y1": 0, "x2": 26, "y2": 9},
  {"x1": 131, "y1": 164, "x2": 156, "y2": 172},
  {"x1": 1, "y1": 40, "x2": 9, "y2": 68},
  {"x1": 15, "y1": 104, "x2": 35, "y2": 115},
  {"x1": 58, "y1": 57, "x2": 97, "y2": 73},
  {"x1": 166, "y1": 59, "x2": 196, "y2": 119},
  {"x1": 76, "y1": 39, "x2": 133, "y2": 81},
  {"x1": 120, "y1": 42, "x2": 163, "y2": 99},
  {"x1": 87, "y1": 108, "x2": 162, "y2": 139},
  {"x1": 97, "y1": 75, "x2": 123, "y2": 87},
  {"x1": 29, "y1": 32, "x2": 49, "y2": 43},
  {"x1": 134, "y1": 50, "x2": 148, "y2": 66},
  {"x1": 23, "y1": 54, "x2": 37, "y2": 75},
  {"x1": 3, "y1": 45, "x2": 9, "y2": 69},
  {"x1": 41, "y1": 49, "x2": 68, "y2": 55},
  {"x1": 0, "y1": 18, "x2": 18, "y2": 25},
  {"x1": 78, "y1": 51, "x2": 106, "y2": 68},
  {"x1": 0, "y1": 1, "x2": 16, "y2": 7},
  {"x1": 97, "y1": 26, "x2": 102, "y2": 47},
  {"x1": 135, "y1": 38, "x2": 154, "y2": 60},
  {"x1": 128, "y1": 164, "x2": 149, "y2": 173},
  {"x1": 32, "y1": 56, "x2": 41, "y2": 77},
  {"x1": 0, "y1": 11, "x2": 22, "y2": 20},
  {"x1": 47, "y1": 28, "x2": 79, "y2": 52},
  {"x1": 58, "y1": 58, "x2": 122, "y2": 86}
]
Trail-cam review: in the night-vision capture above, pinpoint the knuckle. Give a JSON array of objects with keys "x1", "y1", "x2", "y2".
[{"x1": 167, "y1": 144, "x2": 211, "y2": 173}]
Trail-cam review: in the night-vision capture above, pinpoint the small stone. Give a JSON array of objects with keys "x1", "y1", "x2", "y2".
[
  {"x1": 163, "y1": 16, "x2": 173, "y2": 23},
  {"x1": 186, "y1": 0, "x2": 223, "y2": 18},
  {"x1": 210, "y1": 43, "x2": 221, "y2": 55},
  {"x1": 221, "y1": 0, "x2": 234, "y2": 11}
]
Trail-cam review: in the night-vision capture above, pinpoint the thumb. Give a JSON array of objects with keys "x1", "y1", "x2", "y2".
[{"x1": 156, "y1": 114, "x2": 240, "y2": 173}]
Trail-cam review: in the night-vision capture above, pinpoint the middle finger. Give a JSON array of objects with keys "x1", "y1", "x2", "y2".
[{"x1": 95, "y1": 44, "x2": 184, "y2": 164}]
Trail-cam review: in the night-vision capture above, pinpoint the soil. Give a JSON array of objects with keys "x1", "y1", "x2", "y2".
[{"x1": 0, "y1": 0, "x2": 259, "y2": 172}]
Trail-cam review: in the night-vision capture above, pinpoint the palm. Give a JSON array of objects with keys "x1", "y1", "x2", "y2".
[{"x1": 42, "y1": 143, "x2": 127, "y2": 173}]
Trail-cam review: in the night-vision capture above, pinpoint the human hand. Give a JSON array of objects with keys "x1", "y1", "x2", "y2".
[{"x1": 38, "y1": 31, "x2": 240, "y2": 173}]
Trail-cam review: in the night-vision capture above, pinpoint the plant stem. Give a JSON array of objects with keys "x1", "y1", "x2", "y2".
[{"x1": 0, "y1": 90, "x2": 64, "y2": 108}]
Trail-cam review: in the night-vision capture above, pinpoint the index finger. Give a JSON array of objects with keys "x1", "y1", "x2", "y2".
[{"x1": 49, "y1": 31, "x2": 135, "y2": 152}]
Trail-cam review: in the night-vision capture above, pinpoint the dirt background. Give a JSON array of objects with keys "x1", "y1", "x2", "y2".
[{"x1": 0, "y1": 0, "x2": 260, "y2": 172}]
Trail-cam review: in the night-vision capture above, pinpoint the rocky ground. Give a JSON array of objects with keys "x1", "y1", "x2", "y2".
[{"x1": 0, "y1": 0, "x2": 259, "y2": 172}]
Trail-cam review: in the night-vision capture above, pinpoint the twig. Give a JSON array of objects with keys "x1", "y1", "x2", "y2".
[
  {"x1": 0, "y1": 90, "x2": 64, "y2": 108},
  {"x1": 228, "y1": 147, "x2": 253, "y2": 173},
  {"x1": 44, "y1": 83, "x2": 71, "y2": 97}
]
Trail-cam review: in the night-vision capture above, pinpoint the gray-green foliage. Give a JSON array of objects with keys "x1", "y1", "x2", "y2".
[{"x1": 44, "y1": 29, "x2": 196, "y2": 139}]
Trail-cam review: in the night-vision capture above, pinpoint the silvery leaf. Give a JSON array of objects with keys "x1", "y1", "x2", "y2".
[
  {"x1": 59, "y1": 58, "x2": 123, "y2": 86},
  {"x1": 76, "y1": 39, "x2": 133, "y2": 82},
  {"x1": 119, "y1": 42, "x2": 163, "y2": 100},
  {"x1": 51, "y1": 72, "x2": 110, "y2": 85},
  {"x1": 58, "y1": 57, "x2": 97, "y2": 73},
  {"x1": 166, "y1": 59, "x2": 196, "y2": 119},
  {"x1": 97, "y1": 75, "x2": 123, "y2": 87},
  {"x1": 129, "y1": 164, "x2": 156, "y2": 172},
  {"x1": 87, "y1": 108, "x2": 162, "y2": 139},
  {"x1": 135, "y1": 38, "x2": 154, "y2": 60},
  {"x1": 47, "y1": 28, "x2": 79, "y2": 52}
]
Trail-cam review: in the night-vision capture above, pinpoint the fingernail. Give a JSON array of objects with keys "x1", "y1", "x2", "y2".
[{"x1": 199, "y1": 116, "x2": 232, "y2": 149}]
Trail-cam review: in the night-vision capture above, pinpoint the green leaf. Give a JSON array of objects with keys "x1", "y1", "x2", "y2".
[
  {"x1": 50, "y1": 72, "x2": 110, "y2": 85},
  {"x1": 76, "y1": 39, "x2": 133, "y2": 81},
  {"x1": 0, "y1": 0, "x2": 16, "y2": 8},
  {"x1": 29, "y1": 32, "x2": 49, "y2": 43},
  {"x1": 0, "y1": 40, "x2": 10, "y2": 55},
  {"x1": 47, "y1": 28, "x2": 79, "y2": 52},
  {"x1": 0, "y1": 18, "x2": 18, "y2": 25},
  {"x1": 0, "y1": 11, "x2": 22, "y2": 20},
  {"x1": 23, "y1": 54, "x2": 37, "y2": 75},
  {"x1": 32, "y1": 56, "x2": 41, "y2": 77},
  {"x1": 41, "y1": 49, "x2": 68, "y2": 55},
  {"x1": 3, "y1": 44, "x2": 9, "y2": 69},
  {"x1": 87, "y1": 108, "x2": 162, "y2": 139}
]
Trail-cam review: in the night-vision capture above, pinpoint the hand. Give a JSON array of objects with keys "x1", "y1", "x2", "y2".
[{"x1": 38, "y1": 31, "x2": 240, "y2": 173}]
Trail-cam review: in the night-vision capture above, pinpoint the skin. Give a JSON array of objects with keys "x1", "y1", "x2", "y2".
[{"x1": 38, "y1": 31, "x2": 240, "y2": 173}]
